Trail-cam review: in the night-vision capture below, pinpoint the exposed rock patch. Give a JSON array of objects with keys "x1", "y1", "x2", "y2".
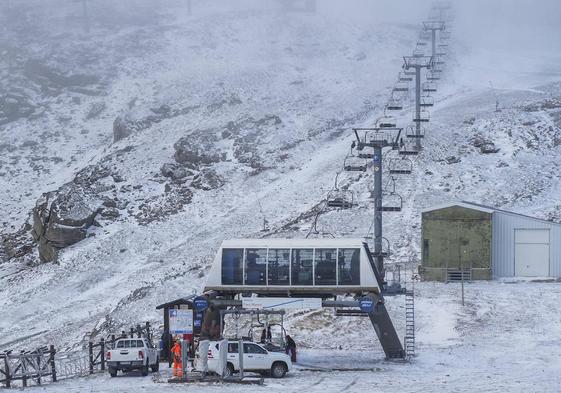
[{"x1": 31, "y1": 185, "x2": 102, "y2": 262}]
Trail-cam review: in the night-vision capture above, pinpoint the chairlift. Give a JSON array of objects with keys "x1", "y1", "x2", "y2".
[
  {"x1": 398, "y1": 72, "x2": 413, "y2": 82},
  {"x1": 378, "y1": 115, "x2": 397, "y2": 128},
  {"x1": 377, "y1": 186, "x2": 403, "y2": 212},
  {"x1": 405, "y1": 125, "x2": 425, "y2": 138},
  {"x1": 426, "y1": 72, "x2": 440, "y2": 81},
  {"x1": 388, "y1": 157, "x2": 413, "y2": 175},
  {"x1": 413, "y1": 109, "x2": 430, "y2": 122},
  {"x1": 420, "y1": 95, "x2": 435, "y2": 107},
  {"x1": 365, "y1": 236, "x2": 392, "y2": 258},
  {"x1": 417, "y1": 41, "x2": 427, "y2": 47},
  {"x1": 423, "y1": 81, "x2": 437, "y2": 92},
  {"x1": 386, "y1": 98, "x2": 403, "y2": 111},
  {"x1": 398, "y1": 141, "x2": 420, "y2": 155},
  {"x1": 343, "y1": 153, "x2": 367, "y2": 172},
  {"x1": 326, "y1": 177, "x2": 354, "y2": 210},
  {"x1": 393, "y1": 81, "x2": 409, "y2": 93}
]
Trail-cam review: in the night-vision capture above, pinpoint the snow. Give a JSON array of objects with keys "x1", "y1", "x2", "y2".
[
  {"x1": 2, "y1": 0, "x2": 561, "y2": 392},
  {"x1": 24, "y1": 281, "x2": 561, "y2": 392}
]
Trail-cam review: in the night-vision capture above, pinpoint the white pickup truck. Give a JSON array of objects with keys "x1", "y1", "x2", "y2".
[
  {"x1": 106, "y1": 338, "x2": 160, "y2": 377},
  {"x1": 196, "y1": 340, "x2": 292, "y2": 378}
]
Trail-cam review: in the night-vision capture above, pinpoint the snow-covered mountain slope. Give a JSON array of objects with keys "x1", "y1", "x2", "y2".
[{"x1": 1, "y1": 0, "x2": 561, "y2": 358}]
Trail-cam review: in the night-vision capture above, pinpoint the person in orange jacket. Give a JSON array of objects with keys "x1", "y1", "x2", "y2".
[{"x1": 171, "y1": 338, "x2": 182, "y2": 377}]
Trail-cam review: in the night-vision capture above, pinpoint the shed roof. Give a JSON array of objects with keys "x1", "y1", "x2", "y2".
[
  {"x1": 422, "y1": 201, "x2": 561, "y2": 226},
  {"x1": 156, "y1": 295, "x2": 195, "y2": 310}
]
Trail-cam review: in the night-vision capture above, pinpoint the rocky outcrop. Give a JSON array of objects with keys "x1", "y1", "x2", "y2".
[
  {"x1": 113, "y1": 104, "x2": 199, "y2": 142},
  {"x1": 31, "y1": 185, "x2": 101, "y2": 262},
  {"x1": 173, "y1": 131, "x2": 222, "y2": 168}
]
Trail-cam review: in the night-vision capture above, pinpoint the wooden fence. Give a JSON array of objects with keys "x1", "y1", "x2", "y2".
[{"x1": 0, "y1": 321, "x2": 153, "y2": 388}]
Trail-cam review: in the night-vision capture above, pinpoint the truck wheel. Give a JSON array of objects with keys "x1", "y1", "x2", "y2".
[
  {"x1": 109, "y1": 369, "x2": 117, "y2": 378},
  {"x1": 224, "y1": 362, "x2": 234, "y2": 378},
  {"x1": 271, "y1": 362, "x2": 287, "y2": 378},
  {"x1": 151, "y1": 359, "x2": 160, "y2": 372},
  {"x1": 141, "y1": 364, "x2": 149, "y2": 376}
]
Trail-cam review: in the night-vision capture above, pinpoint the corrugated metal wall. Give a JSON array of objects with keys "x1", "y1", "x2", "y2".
[{"x1": 492, "y1": 212, "x2": 561, "y2": 278}]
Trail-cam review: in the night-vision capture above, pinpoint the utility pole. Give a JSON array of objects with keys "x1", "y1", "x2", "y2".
[
  {"x1": 422, "y1": 21, "x2": 445, "y2": 59},
  {"x1": 351, "y1": 127, "x2": 402, "y2": 281},
  {"x1": 403, "y1": 56, "x2": 432, "y2": 151}
]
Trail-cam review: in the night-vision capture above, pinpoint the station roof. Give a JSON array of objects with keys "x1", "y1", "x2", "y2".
[
  {"x1": 221, "y1": 238, "x2": 367, "y2": 248},
  {"x1": 422, "y1": 201, "x2": 561, "y2": 226}
]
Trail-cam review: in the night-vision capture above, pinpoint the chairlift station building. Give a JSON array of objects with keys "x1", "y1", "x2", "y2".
[{"x1": 420, "y1": 202, "x2": 561, "y2": 281}]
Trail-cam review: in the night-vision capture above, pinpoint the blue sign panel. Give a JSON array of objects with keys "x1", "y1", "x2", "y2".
[
  {"x1": 372, "y1": 154, "x2": 380, "y2": 163},
  {"x1": 359, "y1": 298, "x2": 374, "y2": 313},
  {"x1": 193, "y1": 296, "x2": 209, "y2": 312}
]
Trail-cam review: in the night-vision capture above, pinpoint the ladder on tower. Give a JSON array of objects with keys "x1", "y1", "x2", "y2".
[{"x1": 404, "y1": 289, "x2": 415, "y2": 358}]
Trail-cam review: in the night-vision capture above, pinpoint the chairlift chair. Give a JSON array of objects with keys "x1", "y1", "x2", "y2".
[
  {"x1": 378, "y1": 115, "x2": 397, "y2": 128},
  {"x1": 426, "y1": 72, "x2": 440, "y2": 81},
  {"x1": 365, "y1": 236, "x2": 392, "y2": 258},
  {"x1": 423, "y1": 81, "x2": 437, "y2": 92},
  {"x1": 405, "y1": 125, "x2": 425, "y2": 138},
  {"x1": 413, "y1": 48, "x2": 424, "y2": 58},
  {"x1": 420, "y1": 95, "x2": 435, "y2": 107},
  {"x1": 377, "y1": 193, "x2": 403, "y2": 212},
  {"x1": 393, "y1": 81, "x2": 409, "y2": 93},
  {"x1": 388, "y1": 157, "x2": 413, "y2": 175},
  {"x1": 343, "y1": 154, "x2": 367, "y2": 172},
  {"x1": 413, "y1": 109, "x2": 430, "y2": 122},
  {"x1": 326, "y1": 189, "x2": 354, "y2": 209},
  {"x1": 386, "y1": 98, "x2": 403, "y2": 111},
  {"x1": 398, "y1": 140, "x2": 420, "y2": 155},
  {"x1": 398, "y1": 72, "x2": 413, "y2": 82},
  {"x1": 417, "y1": 41, "x2": 427, "y2": 47}
]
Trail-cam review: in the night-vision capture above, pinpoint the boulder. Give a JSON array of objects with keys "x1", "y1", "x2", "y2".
[
  {"x1": 32, "y1": 185, "x2": 101, "y2": 262},
  {"x1": 173, "y1": 136, "x2": 221, "y2": 168},
  {"x1": 160, "y1": 163, "x2": 191, "y2": 181},
  {"x1": 113, "y1": 116, "x2": 138, "y2": 142}
]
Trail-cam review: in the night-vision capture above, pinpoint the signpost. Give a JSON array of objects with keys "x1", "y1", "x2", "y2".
[
  {"x1": 359, "y1": 297, "x2": 375, "y2": 313},
  {"x1": 193, "y1": 296, "x2": 209, "y2": 312},
  {"x1": 169, "y1": 309, "x2": 194, "y2": 335}
]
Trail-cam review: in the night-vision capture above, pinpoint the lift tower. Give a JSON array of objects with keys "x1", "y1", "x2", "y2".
[
  {"x1": 422, "y1": 21, "x2": 445, "y2": 59},
  {"x1": 352, "y1": 128, "x2": 401, "y2": 280},
  {"x1": 403, "y1": 56, "x2": 433, "y2": 151}
]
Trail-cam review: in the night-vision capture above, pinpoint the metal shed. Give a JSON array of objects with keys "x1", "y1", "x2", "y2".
[{"x1": 420, "y1": 201, "x2": 561, "y2": 281}]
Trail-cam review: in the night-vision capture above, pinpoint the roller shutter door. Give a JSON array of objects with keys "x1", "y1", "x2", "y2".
[{"x1": 514, "y1": 229, "x2": 550, "y2": 277}]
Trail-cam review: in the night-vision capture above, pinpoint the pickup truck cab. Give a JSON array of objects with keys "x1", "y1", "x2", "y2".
[
  {"x1": 106, "y1": 338, "x2": 160, "y2": 377},
  {"x1": 196, "y1": 340, "x2": 292, "y2": 378}
]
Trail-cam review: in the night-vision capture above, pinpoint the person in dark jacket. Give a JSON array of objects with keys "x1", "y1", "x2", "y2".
[{"x1": 285, "y1": 335, "x2": 297, "y2": 362}]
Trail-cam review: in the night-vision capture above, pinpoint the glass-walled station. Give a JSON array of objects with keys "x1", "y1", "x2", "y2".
[{"x1": 221, "y1": 247, "x2": 360, "y2": 287}]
